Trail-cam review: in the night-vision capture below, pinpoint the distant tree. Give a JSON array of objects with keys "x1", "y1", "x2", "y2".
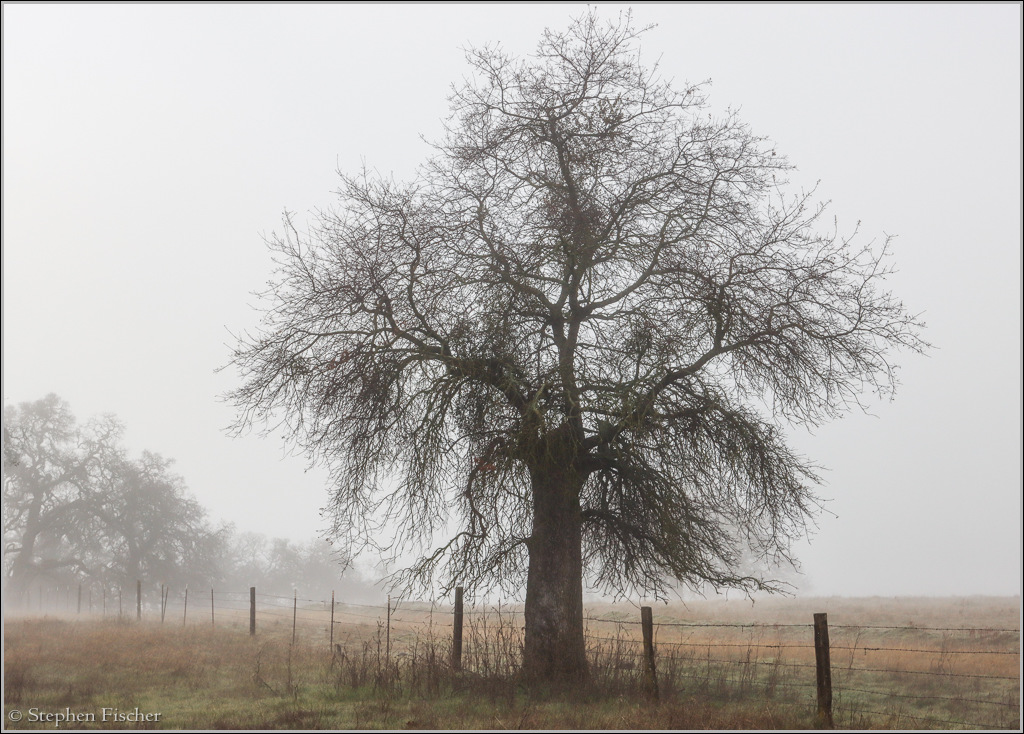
[
  {"x1": 3, "y1": 395, "x2": 224, "y2": 599},
  {"x1": 228, "y1": 12, "x2": 926, "y2": 683},
  {"x1": 3, "y1": 394, "x2": 118, "y2": 595},
  {"x1": 88, "y1": 451, "x2": 226, "y2": 591},
  {"x1": 220, "y1": 531, "x2": 353, "y2": 598}
]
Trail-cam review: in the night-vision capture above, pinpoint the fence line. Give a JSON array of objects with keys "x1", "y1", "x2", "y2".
[
  {"x1": 831, "y1": 624, "x2": 1021, "y2": 632},
  {"x1": 8, "y1": 582, "x2": 1019, "y2": 730},
  {"x1": 838, "y1": 685, "x2": 1018, "y2": 709},
  {"x1": 839, "y1": 666, "x2": 1019, "y2": 681},
  {"x1": 830, "y1": 645, "x2": 1017, "y2": 655},
  {"x1": 845, "y1": 707, "x2": 1006, "y2": 731}
]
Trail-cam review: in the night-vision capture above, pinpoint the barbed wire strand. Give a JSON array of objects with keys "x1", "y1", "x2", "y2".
[
  {"x1": 831, "y1": 645, "x2": 1018, "y2": 655},
  {"x1": 837, "y1": 685, "x2": 1019, "y2": 709},
  {"x1": 837, "y1": 706, "x2": 1003, "y2": 730},
  {"x1": 841, "y1": 666, "x2": 1018, "y2": 682}
]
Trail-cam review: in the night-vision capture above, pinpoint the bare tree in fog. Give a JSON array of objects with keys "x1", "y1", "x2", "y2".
[
  {"x1": 87, "y1": 451, "x2": 225, "y2": 590},
  {"x1": 228, "y1": 12, "x2": 926, "y2": 683},
  {"x1": 3, "y1": 395, "x2": 224, "y2": 598},
  {"x1": 3, "y1": 395, "x2": 114, "y2": 594},
  {"x1": 220, "y1": 532, "x2": 357, "y2": 599}
]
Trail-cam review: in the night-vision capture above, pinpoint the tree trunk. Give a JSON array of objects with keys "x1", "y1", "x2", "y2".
[
  {"x1": 8, "y1": 498, "x2": 45, "y2": 599},
  {"x1": 522, "y1": 458, "x2": 587, "y2": 685}
]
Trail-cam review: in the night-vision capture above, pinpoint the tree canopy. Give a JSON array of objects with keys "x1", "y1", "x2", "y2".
[
  {"x1": 228, "y1": 12, "x2": 925, "y2": 681},
  {"x1": 3, "y1": 394, "x2": 224, "y2": 597}
]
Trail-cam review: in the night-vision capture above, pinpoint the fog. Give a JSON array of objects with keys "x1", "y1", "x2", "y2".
[{"x1": 3, "y1": 4, "x2": 1020, "y2": 598}]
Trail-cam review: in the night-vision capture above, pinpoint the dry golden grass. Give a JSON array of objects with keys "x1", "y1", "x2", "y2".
[{"x1": 3, "y1": 596, "x2": 1019, "y2": 730}]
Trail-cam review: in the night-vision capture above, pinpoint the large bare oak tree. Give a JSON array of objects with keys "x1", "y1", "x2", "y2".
[{"x1": 228, "y1": 13, "x2": 925, "y2": 683}]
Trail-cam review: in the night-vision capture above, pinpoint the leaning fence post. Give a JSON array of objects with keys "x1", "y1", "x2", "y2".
[
  {"x1": 813, "y1": 612, "x2": 834, "y2": 728},
  {"x1": 452, "y1": 586, "x2": 464, "y2": 671},
  {"x1": 641, "y1": 606, "x2": 659, "y2": 701},
  {"x1": 249, "y1": 587, "x2": 256, "y2": 637}
]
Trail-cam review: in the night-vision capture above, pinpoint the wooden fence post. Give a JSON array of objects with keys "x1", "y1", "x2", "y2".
[
  {"x1": 330, "y1": 590, "x2": 335, "y2": 650},
  {"x1": 249, "y1": 587, "x2": 256, "y2": 637},
  {"x1": 641, "y1": 606, "x2": 659, "y2": 701},
  {"x1": 160, "y1": 584, "x2": 167, "y2": 623},
  {"x1": 452, "y1": 586, "x2": 464, "y2": 671},
  {"x1": 136, "y1": 580, "x2": 142, "y2": 621},
  {"x1": 813, "y1": 612, "x2": 834, "y2": 728},
  {"x1": 183, "y1": 586, "x2": 189, "y2": 627},
  {"x1": 211, "y1": 588, "x2": 215, "y2": 628},
  {"x1": 386, "y1": 595, "x2": 392, "y2": 669},
  {"x1": 292, "y1": 590, "x2": 298, "y2": 645}
]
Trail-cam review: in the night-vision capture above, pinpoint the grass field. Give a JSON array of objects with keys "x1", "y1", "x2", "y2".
[{"x1": 3, "y1": 596, "x2": 1019, "y2": 729}]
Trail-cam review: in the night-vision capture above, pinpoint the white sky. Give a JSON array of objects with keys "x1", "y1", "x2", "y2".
[{"x1": 3, "y1": 3, "x2": 1021, "y2": 598}]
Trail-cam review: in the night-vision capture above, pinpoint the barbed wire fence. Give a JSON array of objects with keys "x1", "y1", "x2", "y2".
[{"x1": 8, "y1": 581, "x2": 1020, "y2": 730}]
